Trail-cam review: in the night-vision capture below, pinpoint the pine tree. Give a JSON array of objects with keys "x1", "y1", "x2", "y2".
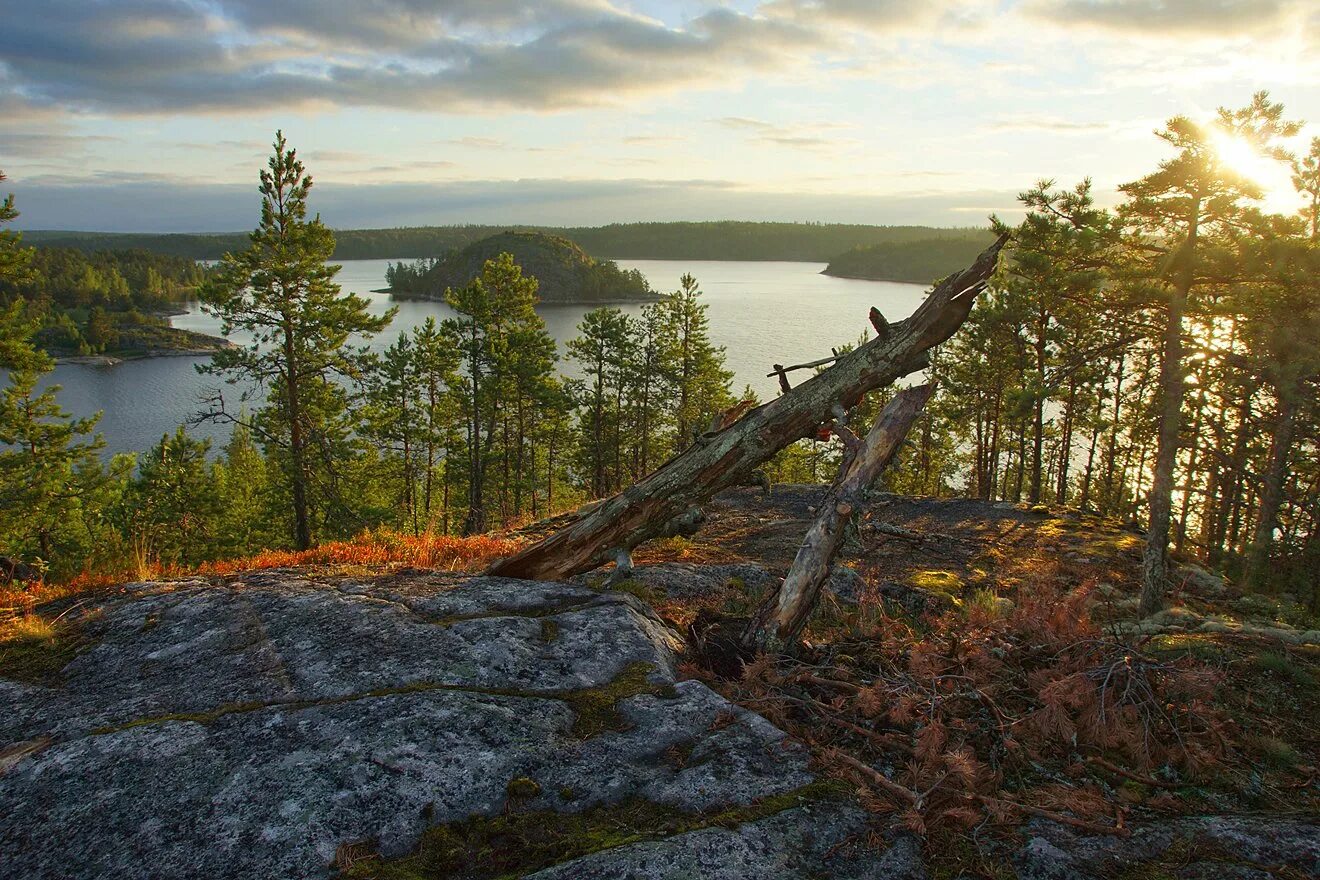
[
  {"x1": 1119, "y1": 92, "x2": 1299, "y2": 615},
  {"x1": 197, "y1": 131, "x2": 394, "y2": 549},
  {"x1": 212, "y1": 420, "x2": 272, "y2": 558},
  {"x1": 123, "y1": 427, "x2": 223, "y2": 567},
  {"x1": 1293, "y1": 137, "x2": 1320, "y2": 241},
  {"x1": 993, "y1": 180, "x2": 1114, "y2": 504},
  {"x1": 568, "y1": 307, "x2": 631, "y2": 498},
  {"x1": 0, "y1": 353, "x2": 105, "y2": 570},
  {"x1": 0, "y1": 170, "x2": 33, "y2": 285},
  {"x1": 443, "y1": 252, "x2": 552, "y2": 533},
  {"x1": 658, "y1": 274, "x2": 733, "y2": 451},
  {"x1": 411, "y1": 317, "x2": 462, "y2": 531},
  {"x1": 1237, "y1": 221, "x2": 1320, "y2": 588}
]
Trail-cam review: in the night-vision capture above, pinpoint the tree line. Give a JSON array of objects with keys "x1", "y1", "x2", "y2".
[{"x1": 23, "y1": 222, "x2": 992, "y2": 268}]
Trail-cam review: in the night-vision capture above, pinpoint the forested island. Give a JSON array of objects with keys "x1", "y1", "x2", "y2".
[
  {"x1": 0, "y1": 246, "x2": 229, "y2": 361},
  {"x1": 384, "y1": 231, "x2": 655, "y2": 303},
  {"x1": 823, "y1": 233, "x2": 997, "y2": 282}
]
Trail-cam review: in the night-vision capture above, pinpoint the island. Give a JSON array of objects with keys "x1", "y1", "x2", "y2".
[
  {"x1": 384, "y1": 231, "x2": 657, "y2": 303},
  {"x1": 822, "y1": 234, "x2": 997, "y2": 284},
  {"x1": 1, "y1": 246, "x2": 232, "y2": 364}
]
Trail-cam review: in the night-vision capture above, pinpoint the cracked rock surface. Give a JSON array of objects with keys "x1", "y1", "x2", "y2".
[{"x1": 0, "y1": 570, "x2": 877, "y2": 880}]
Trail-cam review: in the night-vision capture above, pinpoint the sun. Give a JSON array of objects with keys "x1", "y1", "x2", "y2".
[{"x1": 1208, "y1": 130, "x2": 1297, "y2": 213}]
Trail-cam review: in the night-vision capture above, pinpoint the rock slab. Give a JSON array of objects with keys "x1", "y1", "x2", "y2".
[{"x1": 0, "y1": 570, "x2": 878, "y2": 880}]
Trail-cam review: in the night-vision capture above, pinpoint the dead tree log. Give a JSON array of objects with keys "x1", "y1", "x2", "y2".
[
  {"x1": 487, "y1": 236, "x2": 1005, "y2": 582},
  {"x1": 743, "y1": 384, "x2": 935, "y2": 651}
]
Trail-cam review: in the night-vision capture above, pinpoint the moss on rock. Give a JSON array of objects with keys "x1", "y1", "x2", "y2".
[{"x1": 344, "y1": 780, "x2": 846, "y2": 880}]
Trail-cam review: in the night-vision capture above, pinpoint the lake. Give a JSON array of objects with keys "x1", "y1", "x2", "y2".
[{"x1": 45, "y1": 260, "x2": 928, "y2": 456}]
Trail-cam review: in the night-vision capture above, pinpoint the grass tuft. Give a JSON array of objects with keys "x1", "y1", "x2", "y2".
[{"x1": 0, "y1": 611, "x2": 94, "y2": 685}]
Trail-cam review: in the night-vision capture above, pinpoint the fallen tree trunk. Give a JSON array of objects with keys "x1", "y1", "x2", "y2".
[
  {"x1": 743, "y1": 384, "x2": 934, "y2": 651},
  {"x1": 487, "y1": 236, "x2": 1006, "y2": 582}
]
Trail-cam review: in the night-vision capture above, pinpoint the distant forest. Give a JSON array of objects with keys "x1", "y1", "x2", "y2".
[
  {"x1": 0, "y1": 247, "x2": 218, "y2": 358},
  {"x1": 823, "y1": 235, "x2": 997, "y2": 283},
  {"x1": 22, "y1": 221, "x2": 992, "y2": 268}
]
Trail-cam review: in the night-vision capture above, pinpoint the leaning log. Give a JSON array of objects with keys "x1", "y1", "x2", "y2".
[
  {"x1": 487, "y1": 236, "x2": 1006, "y2": 582},
  {"x1": 743, "y1": 384, "x2": 934, "y2": 651}
]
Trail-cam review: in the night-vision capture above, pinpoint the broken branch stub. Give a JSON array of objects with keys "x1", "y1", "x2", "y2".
[
  {"x1": 486, "y1": 236, "x2": 1006, "y2": 582},
  {"x1": 743, "y1": 383, "x2": 935, "y2": 652}
]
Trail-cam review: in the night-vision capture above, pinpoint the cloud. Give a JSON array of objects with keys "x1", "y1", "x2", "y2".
[
  {"x1": 711, "y1": 116, "x2": 857, "y2": 151},
  {"x1": 0, "y1": 0, "x2": 823, "y2": 115},
  {"x1": 0, "y1": 132, "x2": 121, "y2": 157},
  {"x1": 713, "y1": 116, "x2": 776, "y2": 131},
  {"x1": 982, "y1": 115, "x2": 1111, "y2": 133},
  {"x1": 1024, "y1": 0, "x2": 1305, "y2": 37},
  {"x1": 444, "y1": 136, "x2": 507, "y2": 149},
  {"x1": 764, "y1": 0, "x2": 987, "y2": 31},
  {"x1": 621, "y1": 134, "x2": 686, "y2": 146}
]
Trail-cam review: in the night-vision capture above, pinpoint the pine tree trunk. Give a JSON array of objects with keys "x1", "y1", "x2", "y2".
[
  {"x1": 1030, "y1": 323, "x2": 1047, "y2": 504},
  {"x1": 1246, "y1": 384, "x2": 1297, "y2": 589},
  {"x1": 283, "y1": 324, "x2": 313, "y2": 551},
  {"x1": 1101, "y1": 350, "x2": 1126, "y2": 515},
  {"x1": 1140, "y1": 208, "x2": 1197, "y2": 617}
]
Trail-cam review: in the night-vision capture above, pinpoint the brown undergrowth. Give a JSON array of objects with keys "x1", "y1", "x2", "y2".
[
  {"x1": 0, "y1": 530, "x2": 522, "y2": 613},
  {"x1": 682, "y1": 579, "x2": 1317, "y2": 861}
]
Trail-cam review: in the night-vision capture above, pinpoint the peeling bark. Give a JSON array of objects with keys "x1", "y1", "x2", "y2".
[{"x1": 744, "y1": 384, "x2": 935, "y2": 651}]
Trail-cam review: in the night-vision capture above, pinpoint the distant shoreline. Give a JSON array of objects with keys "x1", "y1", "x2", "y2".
[
  {"x1": 381, "y1": 287, "x2": 663, "y2": 305},
  {"x1": 53, "y1": 343, "x2": 234, "y2": 367}
]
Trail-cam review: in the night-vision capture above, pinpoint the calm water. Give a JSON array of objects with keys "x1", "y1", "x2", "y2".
[{"x1": 45, "y1": 260, "x2": 927, "y2": 456}]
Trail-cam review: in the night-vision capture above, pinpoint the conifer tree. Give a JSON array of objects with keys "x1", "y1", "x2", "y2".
[
  {"x1": 0, "y1": 174, "x2": 106, "y2": 574},
  {"x1": 123, "y1": 427, "x2": 223, "y2": 567},
  {"x1": 568, "y1": 307, "x2": 631, "y2": 498},
  {"x1": 658, "y1": 274, "x2": 733, "y2": 451},
  {"x1": 198, "y1": 131, "x2": 394, "y2": 549},
  {"x1": 0, "y1": 171, "x2": 33, "y2": 285},
  {"x1": 1293, "y1": 137, "x2": 1320, "y2": 241},
  {"x1": 1119, "y1": 92, "x2": 1298, "y2": 615},
  {"x1": 443, "y1": 253, "x2": 554, "y2": 533},
  {"x1": 213, "y1": 421, "x2": 272, "y2": 557}
]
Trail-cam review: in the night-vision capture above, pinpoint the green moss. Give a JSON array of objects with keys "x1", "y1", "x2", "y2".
[
  {"x1": 606, "y1": 579, "x2": 665, "y2": 604},
  {"x1": 1146, "y1": 633, "x2": 1228, "y2": 663},
  {"x1": 539, "y1": 620, "x2": 560, "y2": 644},
  {"x1": 344, "y1": 780, "x2": 846, "y2": 880},
  {"x1": 1252, "y1": 651, "x2": 1318, "y2": 689},
  {"x1": 0, "y1": 613, "x2": 96, "y2": 686},
  {"x1": 563, "y1": 661, "x2": 676, "y2": 738},
  {"x1": 909, "y1": 570, "x2": 964, "y2": 596},
  {"x1": 506, "y1": 777, "x2": 542, "y2": 799},
  {"x1": 559, "y1": 786, "x2": 577, "y2": 802}
]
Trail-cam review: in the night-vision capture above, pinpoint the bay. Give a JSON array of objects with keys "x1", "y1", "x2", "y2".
[{"x1": 44, "y1": 259, "x2": 928, "y2": 457}]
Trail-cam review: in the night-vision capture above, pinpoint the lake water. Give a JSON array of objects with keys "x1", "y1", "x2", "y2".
[{"x1": 45, "y1": 260, "x2": 928, "y2": 456}]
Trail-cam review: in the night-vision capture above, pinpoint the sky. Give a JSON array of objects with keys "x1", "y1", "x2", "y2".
[{"x1": 2, "y1": 0, "x2": 1318, "y2": 232}]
